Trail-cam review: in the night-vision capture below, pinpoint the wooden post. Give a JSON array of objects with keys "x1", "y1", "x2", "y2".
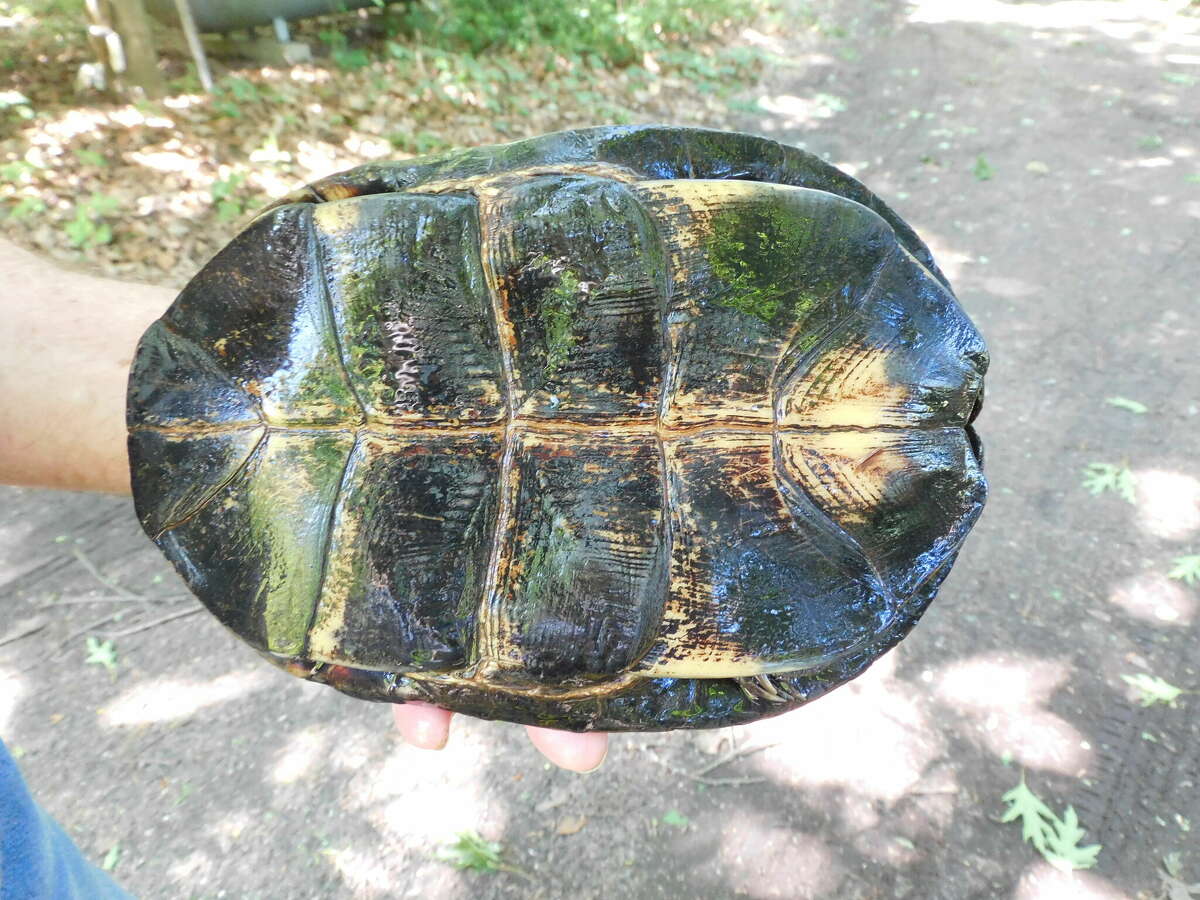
[{"x1": 108, "y1": 0, "x2": 164, "y2": 97}]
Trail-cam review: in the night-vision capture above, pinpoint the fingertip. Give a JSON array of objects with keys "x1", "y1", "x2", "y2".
[
  {"x1": 525, "y1": 726, "x2": 608, "y2": 773},
  {"x1": 392, "y1": 701, "x2": 451, "y2": 750}
]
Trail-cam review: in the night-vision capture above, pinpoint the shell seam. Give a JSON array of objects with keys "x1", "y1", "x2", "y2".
[
  {"x1": 633, "y1": 179, "x2": 678, "y2": 676},
  {"x1": 471, "y1": 188, "x2": 519, "y2": 669},
  {"x1": 150, "y1": 426, "x2": 268, "y2": 540}
]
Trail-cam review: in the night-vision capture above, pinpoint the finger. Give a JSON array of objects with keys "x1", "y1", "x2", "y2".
[
  {"x1": 392, "y1": 701, "x2": 451, "y2": 750},
  {"x1": 524, "y1": 726, "x2": 608, "y2": 773}
]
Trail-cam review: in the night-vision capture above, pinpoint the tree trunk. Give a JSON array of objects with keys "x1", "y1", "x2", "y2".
[{"x1": 108, "y1": 0, "x2": 164, "y2": 97}]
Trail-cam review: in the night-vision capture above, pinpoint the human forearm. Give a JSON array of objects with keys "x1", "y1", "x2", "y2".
[{"x1": 0, "y1": 239, "x2": 172, "y2": 493}]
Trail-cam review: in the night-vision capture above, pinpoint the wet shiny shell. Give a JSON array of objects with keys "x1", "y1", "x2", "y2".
[{"x1": 127, "y1": 126, "x2": 988, "y2": 731}]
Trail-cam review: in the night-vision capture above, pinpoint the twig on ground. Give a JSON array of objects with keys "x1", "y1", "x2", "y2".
[
  {"x1": 0, "y1": 615, "x2": 49, "y2": 647},
  {"x1": 690, "y1": 742, "x2": 778, "y2": 778},
  {"x1": 55, "y1": 612, "x2": 124, "y2": 652},
  {"x1": 40, "y1": 594, "x2": 192, "y2": 608},
  {"x1": 97, "y1": 606, "x2": 202, "y2": 638},
  {"x1": 71, "y1": 547, "x2": 143, "y2": 601},
  {"x1": 649, "y1": 741, "x2": 778, "y2": 786}
]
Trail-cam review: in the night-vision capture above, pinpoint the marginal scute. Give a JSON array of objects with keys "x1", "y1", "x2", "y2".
[{"x1": 129, "y1": 426, "x2": 264, "y2": 538}]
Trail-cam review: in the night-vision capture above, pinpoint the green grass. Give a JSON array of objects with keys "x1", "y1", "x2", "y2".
[{"x1": 395, "y1": 0, "x2": 755, "y2": 66}]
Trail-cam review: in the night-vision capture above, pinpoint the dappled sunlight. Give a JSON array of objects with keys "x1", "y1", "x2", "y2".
[
  {"x1": 342, "y1": 133, "x2": 392, "y2": 161},
  {"x1": 933, "y1": 653, "x2": 1091, "y2": 775},
  {"x1": 1015, "y1": 860, "x2": 1132, "y2": 900},
  {"x1": 976, "y1": 276, "x2": 1040, "y2": 299},
  {"x1": 168, "y1": 849, "x2": 216, "y2": 887},
  {"x1": 295, "y1": 140, "x2": 363, "y2": 183},
  {"x1": 1133, "y1": 469, "x2": 1200, "y2": 539},
  {"x1": 756, "y1": 93, "x2": 843, "y2": 123},
  {"x1": 319, "y1": 848, "x2": 400, "y2": 897},
  {"x1": 0, "y1": 667, "x2": 25, "y2": 734},
  {"x1": 100, "y1": 669, "x2": 274, "y2": 726},
  {"x1": 717, "y1": 809, "x2": 844, "y2": 899},
  {"x1": 271, "y1": 724, "x2": 332, "y2": 784},
  {"x1": 913, "y1": 230, "x2": 973, "y2": 284},
  {"x1": 208, "y1": 811, "x2": 256, "y2": 850},
  {"x1": 338, "y1": 717, "x2": 505, "y2": 841},
  {"x1": 127, "y1": 145, "x2": 205, "y2": 175},
  {"x1": 908, "y1": 0, "x2": 1195, "y2": 44},
  {"x1": 746, "y1": 650, "x2": 947, "y2": 802},
  {"x1": 1109, "y1": 571, "x2": 1196, "y2": 625}
]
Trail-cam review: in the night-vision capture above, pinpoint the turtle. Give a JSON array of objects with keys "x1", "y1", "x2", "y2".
[{"x1": 126, "y1": 125, "x2": 987, "y2": 732}]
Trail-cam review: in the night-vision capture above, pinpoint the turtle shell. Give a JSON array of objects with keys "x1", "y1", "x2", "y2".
[{"x1": 127, "y1": 126, "x2": 987, "y2": 731}]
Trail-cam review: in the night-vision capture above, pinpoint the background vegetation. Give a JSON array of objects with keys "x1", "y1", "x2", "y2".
[{"x1": 0, "y1": 0, "x2": 770, "y2": 283}]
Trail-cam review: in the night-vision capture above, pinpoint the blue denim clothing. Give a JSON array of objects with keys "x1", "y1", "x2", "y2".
[{"x1": 0, "y1": 740, "x2": 133, "y2": 899}]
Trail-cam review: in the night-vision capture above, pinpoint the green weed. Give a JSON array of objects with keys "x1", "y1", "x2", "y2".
[
  {"x1": 1169, "y1": 555, "x2": 1200, "y2": 586},
  {"x1": 7, "y1": 196, "x2": 45, "y2": 221},
  {"x1": 437, "y1": 830, "x2": 524, "y2": 875},
  {"x1": 661, "y1": 809, "x2": 690, "y2": 827},
  {"x1": 211, "y1": 173, "x2": 249, "y2": 222},
  {"x1": 84, "y1": 636, "x2": 118, "y2": 679},
  {"x1": 72, "y1": 147, "x2": 107, "y2": 168},
  {"x1": 1081, "y1": 463, "x2": 1135, "y2": 503},
  {"x1": 1121, "y1": 673, "x2": 1183, "y2": 708},
  {"x1": 1105, "y1": 396, "x2": 1147, "y2": 414},
  {"x1": 101, "y1": 844, "x2": 121, "y2": 872},
  {"x1": 65, "y1": 192, "x2": 119, "y2": 248},
  {"x1": 396, "y1": 0, "x2": 755, "y2": 66},
  {"x1": 319, "y1": 30, "x2": 371, "y2": 70},
  {"x1": 1001, "y1": 776, "x2": 1100, "y2": 871},
  {"x1": 972, "y1": 156, "x2": 994, "y2": 181}
]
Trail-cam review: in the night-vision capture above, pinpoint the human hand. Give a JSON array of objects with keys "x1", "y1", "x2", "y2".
[{"x1": 392, "y1": 701, "x2": 608, "y2": 773}]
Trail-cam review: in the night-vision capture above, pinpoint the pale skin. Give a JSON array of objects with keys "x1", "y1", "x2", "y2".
[{"x1": 0, "y1": 237, "x2": 607, "y2": 773}]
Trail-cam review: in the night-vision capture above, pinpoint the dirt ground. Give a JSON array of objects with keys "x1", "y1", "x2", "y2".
[{"x1": 2, "y1": 0, "x2": 1199, "y2": 897}]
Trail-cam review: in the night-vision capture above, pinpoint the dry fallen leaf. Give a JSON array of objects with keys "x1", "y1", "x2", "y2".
[{"x1": 555, "y1": 815, "x2": 587, "y2": 836}]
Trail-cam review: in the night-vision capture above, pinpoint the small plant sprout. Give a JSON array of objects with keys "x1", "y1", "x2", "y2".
[
  {"x1": 84, "y1": 636, "x2": 118, "y2": 679},
  {"x1": 65, "y1": 192, "x2": 120, "y2": 248},
  {"x1": 1121, "y1": 673, "x2": 1184, "y2": 708},
  {"x1": 101, "y1": 843, "x2": 121, "y2": 872},
  {"x1": 211, "y1": 173, "x2": 249, "y2": 222},
  {"x1": 973, "y1": 156, "x2": 994, "y2": 181},
  {"x1": 437, "y1": 831, "x2": 527, "y2": 877},
  {"x1": 1081, "y1": 463, "x2": 1136, "y2": 503},
  {"x1": 1161, "y1": 853, "x2": 1200, "y2": 899},
  {"x1": 1168, "y1": 554, "x2": 1200, "y2": 586},
  {"x1": 1105, "y1": 396, "x2": 1147, "y2": 414},
  {"x1": 662, "y1": 809, "x2": 690, "y2": 827},
  {"x1": 1000, "y1": 776, "x2": 1101, "y2": 871}
]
